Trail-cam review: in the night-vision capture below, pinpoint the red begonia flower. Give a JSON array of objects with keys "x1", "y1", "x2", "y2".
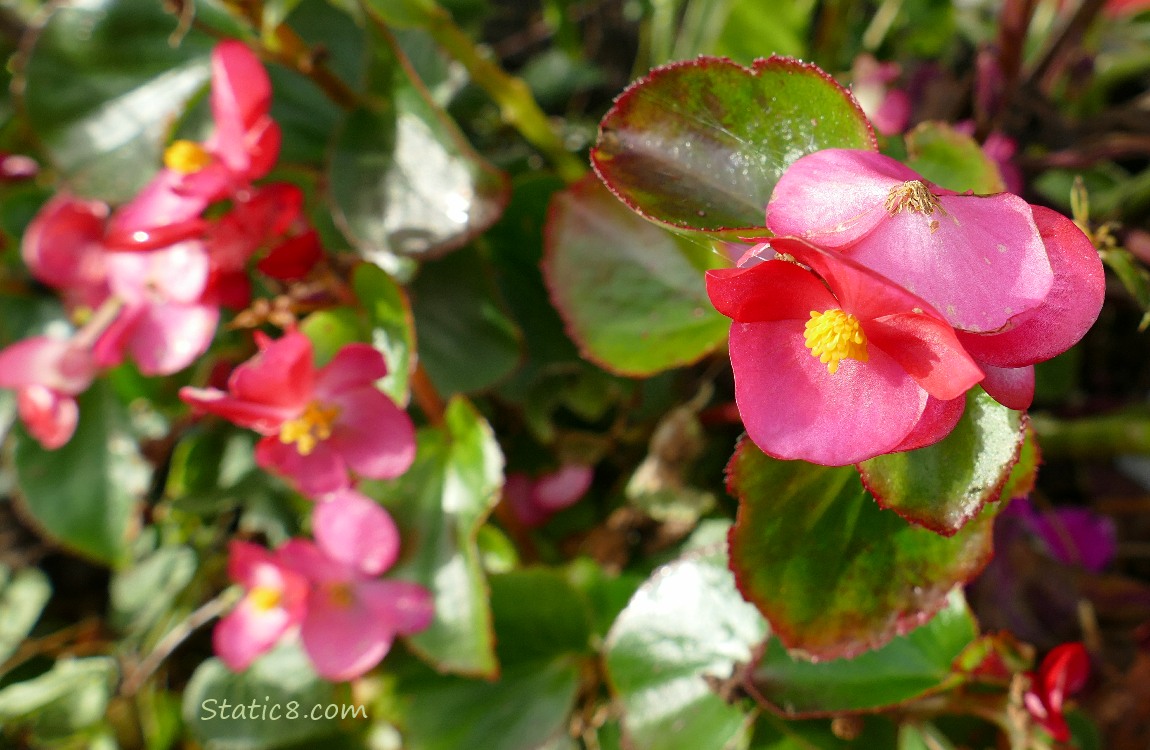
[
  {"x1": 707, "y1": 237, "x2": 983, "y2": 466},
  {"x1": 1023, "y1": 642, "x2": 1089, "y2": 742}
]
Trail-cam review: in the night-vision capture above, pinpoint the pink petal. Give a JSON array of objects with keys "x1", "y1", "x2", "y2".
[
  {"x1": 958, "y1": 207, "x2": 1105, "y2": 368},
  {"x1": 314, "y1": 489, "x2": 401, "y2": 577},
  {"x1": 209, "y1": 41, "x2": 275, "y2": 177},
  {"x1": 213, "y1": 600, "x2": 294, "y2": 672},
  {"x1": 126, "y1": 303, "x2": 219, "y2": 376},
  {"x1": 227, "y1": 541, "x2": 309, "y2": 618},
  {"x1": 848, "y1": 192, "x2": 1052, "y2": 332},
  {"x1": 255, "y1": 436, "x2": 350, "y2": 498},
  {"x1": 766, "y1": 149, "x2": 921, "y2": 247},
  {"x1": 17, "y1": 386, "x2": 79, "y2": 449},
  {"x1": 0, "y1": 336, "x2": 96, "y2": 394},
  {"x1": 863, "y1": 313, "x2": 984, "y2": 400},
  {"x1": 730, "y1": 320, "x2": 927, "y2": 465},
  {"x1": 314, "y1": 344, "x2": 389, "y2": 397},
  {"x1": 705, "y1": 260, "x2": 838, "y2": 323},
  {"x1": 104, "y1": 169, "x2": 210, "y2": 250},
  {"x1": 358, "y1": 579, "x2": 435, "y2": 634},
  {"x1": 105, "y1": 240, "x2": 211, "y2": 305},
  {"x1": 328, "y1": 388, "x2": 416, "y2": 481},
  {"x1": 277, "y1": 539, "x2": 350, "y2": 584},
  {"x1": 533, "y1": 464, "x2": 594, "y2": 511},
  {"x1": 21, "y1": 195, "x2": 110, "y2": 308},
  {"x1": 179, "y1": 387, "x2": 298, "y2": 434},
  {"x1": 889, "y1": 394, "x2": 967, "y2": 453},
  {"x1": 300, "y1": 587, "x2": 393, "y2": 681},
  {"x1": 979, "y1": 364, "x2": 1034, "y2": 410},
  {"x1": 227, "y1": 330, "x2": 315, "y2": 411}
]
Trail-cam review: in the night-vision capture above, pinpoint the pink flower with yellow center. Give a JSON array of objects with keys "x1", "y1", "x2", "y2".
[
  {"x1": 707, "y1": 237, "x2": 984, "y2": 466},
  {"x1": 213, "y1": 541, "x2": 308, "y2": 672},
  {"x1": 179, "y1": 330, "x2": 416, "y2": 498},
  {"x1": 0, "y1": 336, "x2": 98, "y2": 449}
]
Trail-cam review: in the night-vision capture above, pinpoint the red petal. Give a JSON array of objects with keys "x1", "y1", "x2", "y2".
[
  {"x1": 979, "y1": 364, "x2": 1034, "y2": 410},
  {"x1": 705, "y1": 260, "x2": 836, "y2": 323}
]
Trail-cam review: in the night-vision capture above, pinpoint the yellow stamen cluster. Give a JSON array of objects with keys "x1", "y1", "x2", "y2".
[
  {"x1": 279, "y1": 401, "x2": 341, "y2": 456},
  {"x1": 248, "y1": 585, "x2": 282, "y2": 612},
  {"x1": 804, "y1": 309, "x2": 868, "y2": 374},
  {"x1": 163, "y1": 139, "x2": 212, "y2": 174},
  {"x1": 884, "y1": 180, "x2": 942, "y2": 216}
]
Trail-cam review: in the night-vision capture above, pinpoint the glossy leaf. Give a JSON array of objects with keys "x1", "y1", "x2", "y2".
[
  {"x1": 328, "y1": 26, "x2": 509, "y2": 263},
  {"x1": 13, "y1": 382, "x2": 149, "y2": 567},
  {"x1": 182, "y1": 643, "x2": 342, "y2": 749},
  {"x1": 727, "y1": 440, "x2": 997, "y2": 659},
  {"x1": 364, "y1": 397, "x2": 503, "y2": 677},
  {"x1": 18, "y1": 0, "x2": 213, "y2": 201},
  {"x1": 591, "y1": 56, "x2": 875, "y2": 235},
  {"x1": 299, "y1": 307, "x2": 365, "y2": 368},
  {"x1": 489, "y1": 569, "x2": 593, "y2": 666},
  {"x1": 605, "y1": 545, "x2": 767, "y2": 750},
  {"x1": 748, "y1": 590, "x2": 977, "y2": 716},
  {"x1": 905, "y1": 122, "x2": 1005, "y2": 195},
  {"x1": 0, "y1": 657, "x2": 117, "y2": 740},
  {"x1": 354, "y1": 263, "x2": 416, "y2": 405},
  {"x1": 999, "y1": 424, "x2": 1040, "y2": 502},
  {"x1": 410, "y1": 245, "x2": 522, "y2": 395},
  {"x1": 543, "y1": 175, "x2": 730, "y2": 375},
  {"x1": 857, "y1": 389, "x2": 1024, "y2": 536},
  {"x1": 0, "y1": 566, "x2": 51, "y2": 669},
  {"x1": 110, "y1": 545, "x2": 197, "y2": 636}
]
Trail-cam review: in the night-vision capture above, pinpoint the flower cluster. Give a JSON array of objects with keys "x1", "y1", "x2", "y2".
[
  {"x1": 215, "y1": 489, "x2": 433, "y2": 681},
  {"x1": 708, "y1": 149, "x2": 1105, "y2": 466},
  {"x1": 0, "y1": 41, "x2": 320, "y2": 449}
]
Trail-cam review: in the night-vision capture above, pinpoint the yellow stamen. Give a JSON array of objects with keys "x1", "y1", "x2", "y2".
[
  {"x1": 804, "y1": 309, "x2": 868, "y2": 374},
  {"x1": 884, "y1": 180, "x2": 943, "y2": 216},
  {"x1": 278, "y1": 401, "x2": 340, "y2": 456},
  {"x1": 248, "y1": 585, "x2": 282, "y2": 612},
  {"x1": 163, "y1": 139, "x2": 212, "y2": 174}
]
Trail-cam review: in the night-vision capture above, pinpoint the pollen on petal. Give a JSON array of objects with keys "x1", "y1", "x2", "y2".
[
  {"x1": 163, "y1": 140, "x2": 213, "y2": 174},
  {"x1": 884, "y1": 180, "x2": 943, "y2": 216},
  {"x1": 278, "y1": 400, "x2": 340, "y2": 456},
  {"x1": 804, "y1": 309, "x2": 869, "y2": 374},
  {"x1": 248, "y1": 585, "x2": 282, "y2": 612}
]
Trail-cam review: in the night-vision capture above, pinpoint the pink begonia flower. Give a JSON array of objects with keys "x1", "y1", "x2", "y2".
[
  {"x1": 708, "y1": 237, "x2": 983, "y2": 466},
  {"x1": 850, "y1": 55, "x2": 911, "y2": 136},
  {"x1": 279, "y1": 489, "x2": 434, "y2": 681},
  {"x1": 504, "y1": 464, "x2": 594, "y2": 527},
  {"x1": 180, "y1": 331, "x2": 416, "y2": 498},
  {"x1": 105, "y1": 40, "x2": 281, "y2": 251},
  {"x1": 1024, "y1": 642, "x2": 1090, "y2": 743},
  {"x1": 22, "y1": 195, "x2": 219, "y2": 376},
  {"x1": 766, "y1": 149, "x2": 1104, "y2": 409},
  {"x1": 214, "y1": 541, "x2": 309, "y2": 672},
  {"x1": 0, "y1": 336, "x2": 98, "y2": 449},
  {"x1": 0, "y1": 152, "x2": 38, "y2": 182}
]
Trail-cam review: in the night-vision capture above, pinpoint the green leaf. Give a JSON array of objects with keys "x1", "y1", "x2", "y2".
[
  {"x1": 898, "y1": 723, "x2": 957, "y2": 750},
  {"x1": 409, "y1": 245, "x2": 522, "y2": 396},
  {"x1": 727, "y1": 441, "x2": 997, "y2": 660},
  {"x1": 110, "y1": 545, "x2": 197, "y2": 636},
  {"x1": 749, "y1": 591, "x2": 976, "y2": 716},
  {"x1": 182, "y1": 643, "x2": 343, "y2": 749},
  {"x1": 489, "y1": 569, "x2": 593, "y2": 666},
  {"x1": 13, "y1": 382, "x2": 149, "y2": 567},
  {"x1": 0, "y1": 566, "x2": 51, "y2": 669},
  {"x1": 353, "y1": 264, "x2": 416, "y2": 405},
  {"x1": 18, "y1": 0, "x2": 213, "y2": 201},
  {"x1": 0, "y1": 657, "x2": 117, "y2": 740},
  {"x1": 905, "y1": 122, "x2": 1005, "y2": 195},
  {"x1": 999, "y1": 424, "x2": 1040, "y2": 501},
  {"x1": 591, "y1": 56, "x2": 875, "y2": 235},
  {"x1": 363, "y1": 397, "x2": 503, "y2": 676},
  {"x1": 856, "y1": 389, "x2": 1024, "y2": 536},
  {"x1": 299, "y1": 307, "x2": 366, "y2": 368},
  {"x1": 327, "y1": 26, "x2": 509, "y2": 263},
  {"x1": 543, "y1": 175, "x2": 730, "y2": 376},
  {"x1": 361, "y1": 0, "x2": 440, "y2": 28},
  {"x1": 605, "y1": 547, "x2": 767, "y2": 750},
  {"x1": 750, "y1": 714, "x2": 899, "y2": 749},
  {"x1": 714, "y1": 0, "x2": 814, "y2": 62}
]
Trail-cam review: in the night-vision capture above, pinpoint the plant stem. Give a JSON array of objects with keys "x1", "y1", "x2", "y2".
[
  {"x1": 1030, "y1": 409, "x2": 1150, "y2": 458},
  {"x1": 411, "y1": 362, "x2": 446, "y2": 427},
  {"x1": 418, "y1": 7, "x2": 588, "y2": 184}
]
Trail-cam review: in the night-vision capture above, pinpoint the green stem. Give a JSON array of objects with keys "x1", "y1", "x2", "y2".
[
  {"x1": 1030, "y1": 409, "x2": 1150, "y2": 458},
  {"x1": 418, "y1": 7, "x2": 588, "y2": 184}
]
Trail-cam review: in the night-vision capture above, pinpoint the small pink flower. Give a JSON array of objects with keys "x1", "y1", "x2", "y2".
[
  {"x1": 504, "y1": 464, "x2": 594, "y2": 527},
  {"x1": 766, "y1": 149, "x2": 1103, "y2": 410},
  {"x1": 214, "y1": 541, "x2": 309, "y2": 672},
  {"x1": 707, "y1": 238, "x2": 983, "y2": 465},
  {"x1": 850, "y1": 55, "x2": 911, "y2": 136},
  {"x1": 180, "y1": 331, "x2": 416, "y2": 498},
  {"x1": 280, "y1": 490, "x2": 434, "y2": 681},
  {"x1": 1024, "y1": 642, "x2": 1089, "y2": 742},
  {"x1": 105, "y1": 40, "x2": 281, "y2": 251},
  {"x1": 0, "y1": 336, "x2": 98, "y2": 449},
  {"x1": 22, "y1": 195, "x2": 112, "y2": 312}
]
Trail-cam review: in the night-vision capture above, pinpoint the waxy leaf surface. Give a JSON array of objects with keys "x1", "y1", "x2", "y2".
[
  {"x1": 592, "y1": 56, "x2": 875, "y2": 234},
  {"x1": 727, "y1": 441, "x2": 996, "y2": 659}
]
